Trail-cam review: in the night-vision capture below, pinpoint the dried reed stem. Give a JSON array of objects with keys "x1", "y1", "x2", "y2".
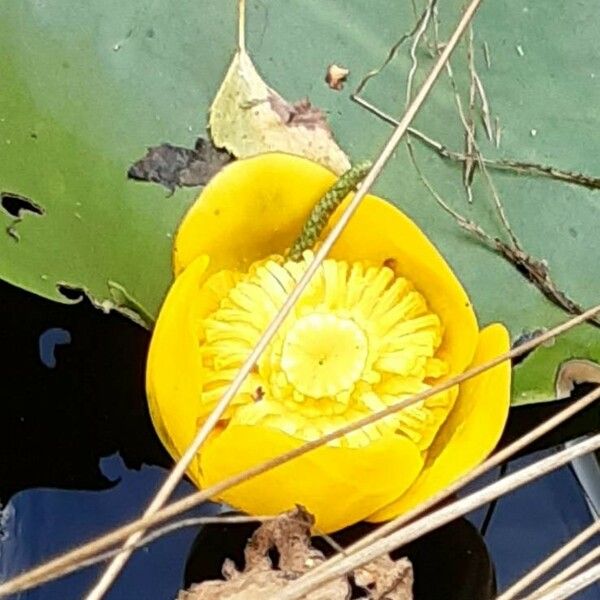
[
  {"x1": 497, "y1": 520, "x2": 599, "y2": 600},
  {"x1": 526, "y1": 558, "x2": 600, "y2": 600},
  {"x1": 525, "y1": 545, "x2": 600, "y2": 600}
]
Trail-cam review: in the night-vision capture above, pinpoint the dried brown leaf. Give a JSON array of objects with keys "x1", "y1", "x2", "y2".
[
  {"x1": 354, "y1": 555, "x2": 413, "y2": 600},
  {"x1": 208, "y1": 50, "x2": 350, "y2": 174},
  {"x1": 176, "y1": 508, "x2": 413, "y2": 600}
]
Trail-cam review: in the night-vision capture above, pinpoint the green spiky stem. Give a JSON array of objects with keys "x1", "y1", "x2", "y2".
[{"x1": 288, "y1": 161, "x2": 372, "y2": 261}]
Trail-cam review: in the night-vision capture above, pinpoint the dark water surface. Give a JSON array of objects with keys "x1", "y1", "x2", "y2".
[{"x1": 0, "y1": 279, "x2": 598, "y2": 599}]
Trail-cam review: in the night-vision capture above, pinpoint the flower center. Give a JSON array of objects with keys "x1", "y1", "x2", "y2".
[
  {"x1": 280, "y1": 313, "x2": 368, "y2": 398},
  {"x1": 197, "y1": 251, "x2": 458, "y2": 450}
]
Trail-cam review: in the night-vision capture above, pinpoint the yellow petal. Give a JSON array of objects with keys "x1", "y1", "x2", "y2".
[
  {"x1": 367, "y1": 323, "x2": 511, "y2": 522},
  {"x1": 173, "y1": 153, "x2": 336, "y2": 276},
  {"x1": 197, "y1": 424, "x2": 424, "y2": 533},
  {"x1": 147, "y1": 254, "x2": 219, "y2": 458},
  {"x1": 326, "y1": 195, "x2": 479, "y2": 379}
]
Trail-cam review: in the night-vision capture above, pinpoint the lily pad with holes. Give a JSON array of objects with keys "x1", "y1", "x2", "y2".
[{"x1": 1, "y1": 0, "x2": 600, "y2": 404}]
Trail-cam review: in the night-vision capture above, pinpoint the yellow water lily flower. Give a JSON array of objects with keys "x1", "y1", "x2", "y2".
[{"x1": 147, "y1": 152, "x2": 511, "y2": 533}]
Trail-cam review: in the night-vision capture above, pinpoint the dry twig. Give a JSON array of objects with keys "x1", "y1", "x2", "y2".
[
  {"x1": 524, "y1": 544, "x2": 600, "y2": 600},
  {"x1": 525, "y1": 558, "x2": 600, "y2": 600},
  {"x1": 354, "y1": 0, "x2": 438, "y2": 97},
  {"x1": 496, "y1": 520, "x2": 599, "y2": 600}
]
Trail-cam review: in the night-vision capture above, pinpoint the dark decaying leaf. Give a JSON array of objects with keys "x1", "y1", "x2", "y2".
[{"x1": 127, "y1": 137, "x2": 233, "y2": 193}]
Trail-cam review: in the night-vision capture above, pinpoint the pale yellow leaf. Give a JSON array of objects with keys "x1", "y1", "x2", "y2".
[{"x1": 208, "y1": 50, "x2": 351, "y2": 175}]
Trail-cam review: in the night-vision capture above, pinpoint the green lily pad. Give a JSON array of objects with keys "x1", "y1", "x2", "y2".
[{"x1": 1, "y1": 0, "x2": 599, "y2": 403}]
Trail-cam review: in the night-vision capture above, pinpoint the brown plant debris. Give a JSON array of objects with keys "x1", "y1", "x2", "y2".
[
  {"x1": 266, "y1": 96, "x2": 329, "y2": 129},
  {"x1": 325, "y1": 64, "x2": 349, "y2": 91},
  {"x1": 353, "y1": 96, "x2": 600, "y2": 192},
  {"x1": 353, "y1": 96, "x2": 600, "y2": 327},
  {"x1": 412, "y1": 169, "x2": 600, "y2": 329},
  {"x1": 412, "y1": 126, "x2": 600, "y2": 191},
  {"x1": 351, "y1": 8, "x2": 600, "y2": 194},
  {"x1": 176, "y1": 507, "x2": 413, "y2": 600},
  {"x1": 492, "y1": 242, "x2": 600, "y2": 329},
  {"x1": 127, "y1": 137, "x2": 233, "y2": 193},
  {"x1": 354, "y1": 555, "x2": 414, "y2": 600}
]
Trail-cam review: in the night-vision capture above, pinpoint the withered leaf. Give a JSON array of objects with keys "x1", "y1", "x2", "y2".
[
  {"x1": 209, "y1": 50, "x2": 351, "y2": 175},
  {"x1": 127, "y1": 137, "x2": 233, "y2": 193},
  {"x1": 177, "y1": 507, "x2": 413, "y2": 600}
]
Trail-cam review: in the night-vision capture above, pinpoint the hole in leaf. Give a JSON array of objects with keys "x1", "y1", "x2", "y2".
[
  {"x1": 57, "y1": 284, "x2": 85, "y2": 302},
  {"x1": 0, "y1": 192, "x2": 44, "y2": 219}
]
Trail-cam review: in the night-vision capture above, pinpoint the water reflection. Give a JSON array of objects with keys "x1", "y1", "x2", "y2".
[{"x1": 1, "y1": 455, "x2": 218, "y2": 600}]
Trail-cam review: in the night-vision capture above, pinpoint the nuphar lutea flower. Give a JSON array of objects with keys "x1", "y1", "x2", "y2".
[{"x1": 147, "y1": 153, "x2": 511, "y2": 533}]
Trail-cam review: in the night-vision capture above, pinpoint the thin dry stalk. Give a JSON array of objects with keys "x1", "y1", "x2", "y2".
[
  {"x1": 0, "y1": 305, "x2": 598, "y2": 598},
  {"x1": 354, "y1": 0, "x2": 436, "y2": 96},
  {"x1": 445, "y1": 55, "x2": 521, "y2": 247},
  {"x1": 495, "y1": 115, "x2": 502, "y2": 147},
  {"x1": 525, "y1": 559, "x2": 600, "y2": 600},
  {"x1": 525, "y1": 545, "x2": 600, "y2": 600},
  {"x1": 56, "y1": 515, "x2": 278, "y2": 575},
  {"x1": 276, "y1": 435, "x2": 600, "y2": 600},
  {"x1": 352, "y1": 97, "x2": 600, "y2": 192},
  {"x1": 474, "y1": 71, "x2": 494, "y2": 140},
  {"x1": 85, "y1": 1, "x2": 485, "y2": 598},
  {"x1": 301, "y1": 385, "x2": 600, "y2": 581},
  {"x1": 483, "y1": 40, "x2": 491, "y2": 68},
  {"x1": 463, "y1": 27, "x2": 477, "y2": 203},
  {"x1": 497, "y1": 520, "x2": 599, "y2": 600},
  {"x1": 404, "y1": 0, "x2": 435, "y2": 105}
]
